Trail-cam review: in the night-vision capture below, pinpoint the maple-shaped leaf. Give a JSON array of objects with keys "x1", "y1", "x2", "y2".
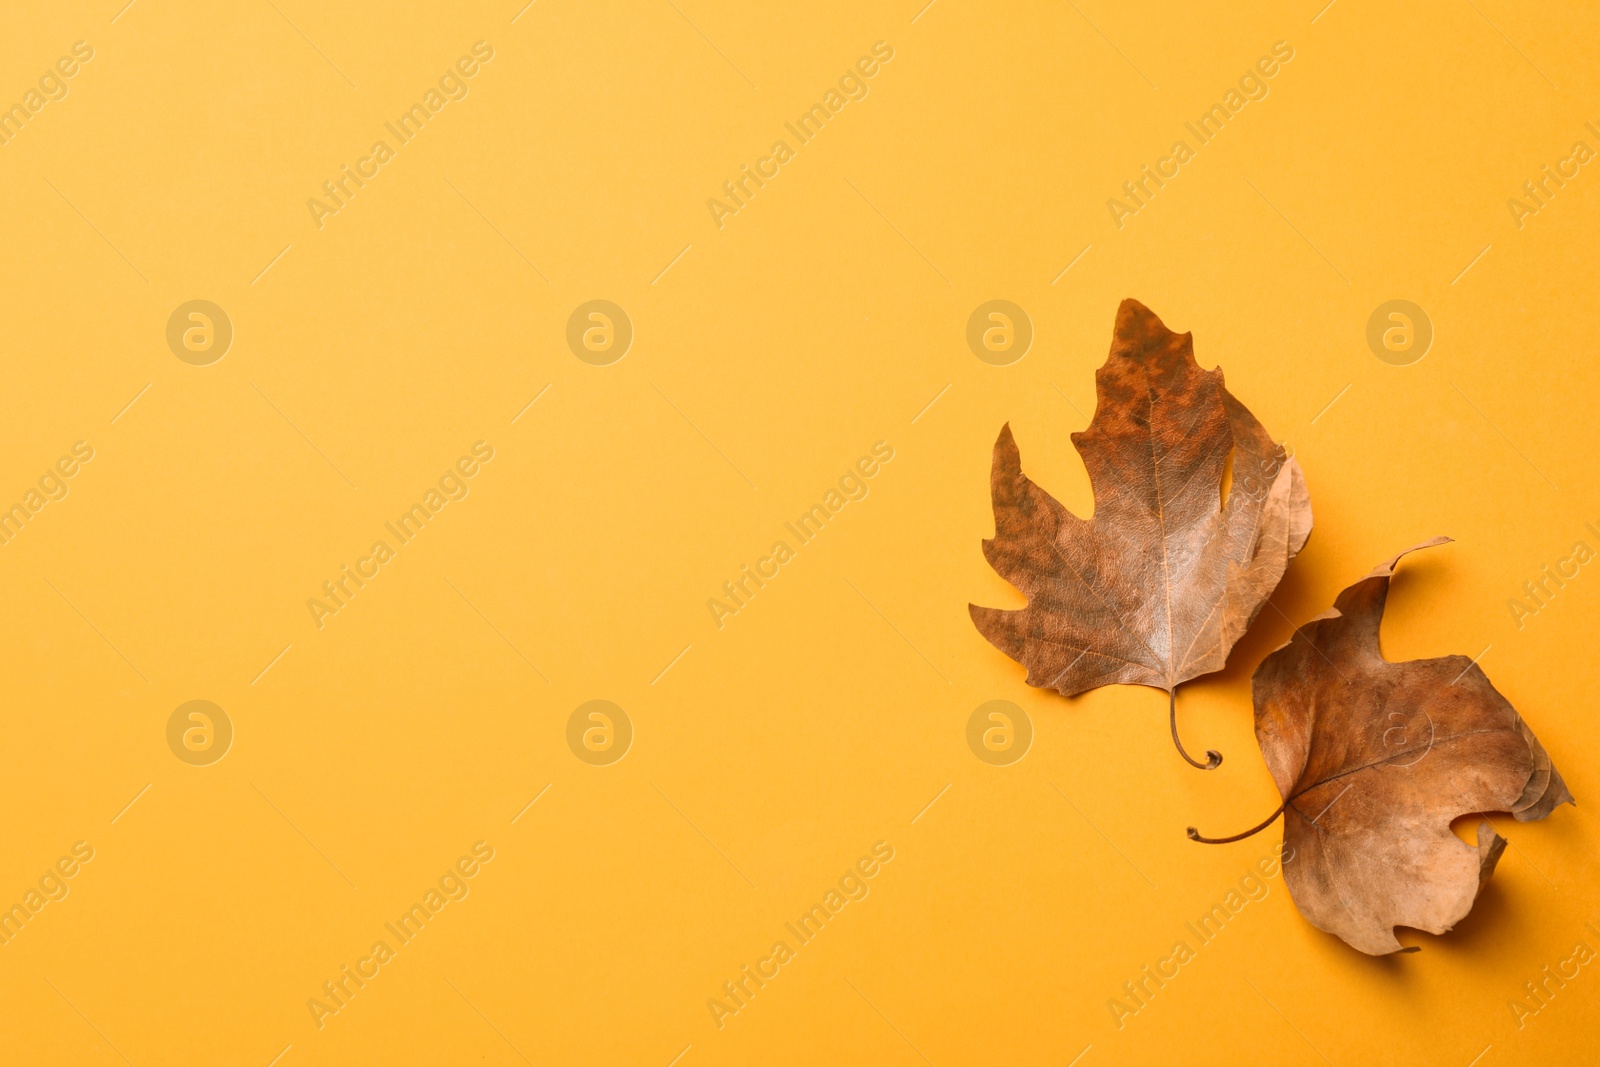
[
  {"x1": 1222, "y1": 538, "x2": 1573, "y2": 955},
  {"x1": 970, "y1": 299, "x2": 1311, "y2": 763}
]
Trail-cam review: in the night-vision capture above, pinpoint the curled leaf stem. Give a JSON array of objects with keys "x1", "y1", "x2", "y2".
[
  {"x1": 1169, "y1": 686, "x2": 1222, "y2": 770},
  {"x1": 1187, "y1": 797, "x2": 1290, "y2": 843}
]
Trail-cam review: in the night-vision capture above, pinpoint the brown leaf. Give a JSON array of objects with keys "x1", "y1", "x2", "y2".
[
  {"x1": 970, "y1": 299, "x2": 1311, "y2": 700},
  {"x1": 1251, "y1": 538, "x2": 1573, "y2": 955}
]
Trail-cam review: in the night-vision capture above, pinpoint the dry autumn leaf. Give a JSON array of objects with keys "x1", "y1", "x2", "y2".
[
  {"x1": 1191, "y1": 538, "x2": 1573, "y2": 955},
  {"x1": 970, "y1": 299, "x2": 1311, "y2": 766}
]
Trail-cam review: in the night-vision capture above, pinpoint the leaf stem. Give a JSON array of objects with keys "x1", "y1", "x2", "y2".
[
  {"x1": 1169, "y1": 686, "x2": 1222, "y2": 770},
  {"x1": 1187, "y1": 797, "x2": 1289, "y2": 843}
]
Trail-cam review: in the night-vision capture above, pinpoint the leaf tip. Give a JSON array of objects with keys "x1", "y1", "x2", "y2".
[{"x1": 1112, "y1": 297, "x2": 1168, "y2": 343}]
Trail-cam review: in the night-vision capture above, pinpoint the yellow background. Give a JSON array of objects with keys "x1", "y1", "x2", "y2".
[{"x1": 1, "y1": 0, "x2": 1597, "y2": 1063}]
